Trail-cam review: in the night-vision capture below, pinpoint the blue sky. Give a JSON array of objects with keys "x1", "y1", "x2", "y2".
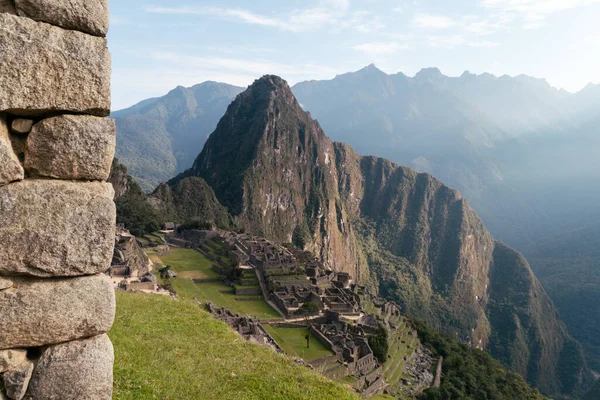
[{"x1": 109, "y1": 0, "x2": 600, "y2": 110}]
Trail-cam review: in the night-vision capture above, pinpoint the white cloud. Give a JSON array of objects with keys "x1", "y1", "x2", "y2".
[
  {"x1": 412, "y1": 13, "x2": 456, "y2": 29},
  {"x1": 144, "y1": 2, "x2": 380, "y2": 34},
  {"x1": 481, "y1": 0, "x2": 600, "y2": 29},
  {"x1": 149, "y1": 52, "x2": 339, "y2": 82},
  {"x1": 111, "y1": 52, "x2": 342, "y2": 110},
  {"x1": 327, "y1": 0, "x2": 351, "y2": 11},
  {"x1": 352, "y1": 42, "x2": 409, "y2": 55},
  {"x1": 427, "y1": 35, "x2": 499, "y2": 49}
]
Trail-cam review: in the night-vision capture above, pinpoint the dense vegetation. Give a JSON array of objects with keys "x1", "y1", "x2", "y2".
[
  {"x1": 583, "y1": 379, "x2": 600, "y2": 400},
  {"x1": 151, "y1": 176, "x2": 235, "y2": 230},
  {"x1": 110, "y1": 292, "x2": 358, "y2": 400},
  {"x1": 149, "y1": 75, "x2": 591, "y2": 398},
  {"x1": 488, "y1": 243, "x2": 593, "y2": 397},
  {"x1": 412, "y1": 320, "x2": 547, "y2": 400},
  {"x1": 525, "y1": 224, "x2": 600, "y2": 371},
  {"x1": 368, "y1": 326, "x2": 389, "y2": 364},
  {"x1": 109, "y1": 159, "x2": 160, "y2": 237}
]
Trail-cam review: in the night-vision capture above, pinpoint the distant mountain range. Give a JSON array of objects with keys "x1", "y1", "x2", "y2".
[
  {"x1": 112, "y1": 67, "x2": 600, "y2": 374},
  {"x1": 142, "y1": 75, "x2": 593, "y2": 398},
  {"x1": 113, "y1": 82, "x2": 243, "y2": 191}
]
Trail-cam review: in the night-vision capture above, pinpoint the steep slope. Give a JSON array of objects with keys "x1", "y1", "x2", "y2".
[
  {"x1": 186, "y1": 76, "x2": 366, "y2": 280},
  {"x1": 151, "y1": 177, "x2": 234, "y2": 231},
  {"x1": 114, "y1": 81, "x2": 244, "y2": 191},
  {"x1": 291, "y1": 66, "x2": 600, "y2": 248},
  {"x1": 162, "y1": 76, "x2": 592, "y2": 397},
  {"x1": 108, "y1": 158, "x2": 160, "y2": 236},
  {"x1": 111, "y1": 292, "x2": 358, "y2": 400},
  {"x1": 525, "y1": 225, "x2": 600, "y2": 372},
  {"x1": 293, "y1": 68, "x2": 600, "y2": 375}
]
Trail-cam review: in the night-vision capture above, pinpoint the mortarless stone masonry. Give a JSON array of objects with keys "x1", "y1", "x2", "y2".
[{"x1": 0, "y1": 1, "x2": 116, "y2": 398}]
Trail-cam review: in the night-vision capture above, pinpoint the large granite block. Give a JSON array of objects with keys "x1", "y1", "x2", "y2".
[
  {"x1": 0, "y1": 275, "x2": 115, "y2": 349},
  {"x1": 0, "y1": 13, "x2": 110, "y2": 116},
  {"x1": 14, "y1": 0, "x2": 109, "y2": 36},
  {"x1": 0, "y1": 180, "x2": 115, "y2": 277},
  {"x1": 25, "y1": 334, "x2": 114, "y2": 399},
  {"x1": 26, "y1": 115, "x2": 116, "y2": 181}
]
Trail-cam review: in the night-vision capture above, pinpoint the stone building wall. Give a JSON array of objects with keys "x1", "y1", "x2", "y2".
[{"x1": 0, "y1": 1, "x2": 116, "y2": 399}]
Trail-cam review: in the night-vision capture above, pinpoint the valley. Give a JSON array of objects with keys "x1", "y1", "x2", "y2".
[
  {"x1": 109, "y1": 74, "x2": 597, "y2": 399},
  {"x1": 112, "y1": 67, "x2": 600, "y2": 386}
]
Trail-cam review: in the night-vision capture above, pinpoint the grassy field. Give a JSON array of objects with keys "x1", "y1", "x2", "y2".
[
  {"x1": 151, "y1": 247, "x2": 280, "y2": 320},
  {"x1": 263, "y1": 325, "x2": 333, "y2": 361},
  {"x1": 110, "y1": 292, "x2": 359, "y2": 400},
  {"x1": 158, "y1": 248, "x2": 219, "y2": 280}
]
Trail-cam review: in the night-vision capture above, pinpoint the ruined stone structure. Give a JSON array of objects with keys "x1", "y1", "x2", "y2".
[
  {"x1": 0, "y1": 2, "x2": 115, "y2": 399},
  {"x1": 205, "y1": 302, "x2": 282, "y2": 352}
]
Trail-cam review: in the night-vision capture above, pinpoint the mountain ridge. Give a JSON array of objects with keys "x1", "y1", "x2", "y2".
[{"x1": 153, "y1": 75, "x2": 593, "y2": 398}]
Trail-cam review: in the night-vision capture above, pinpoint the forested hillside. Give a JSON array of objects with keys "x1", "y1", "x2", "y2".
[{"x1": 153, "y1": 75, "x2": 593, "y2": 398}]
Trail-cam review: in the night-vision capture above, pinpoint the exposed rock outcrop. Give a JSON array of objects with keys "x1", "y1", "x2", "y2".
[{"x1": 161, "y1": 75, "x2": 592, "y2": 398}]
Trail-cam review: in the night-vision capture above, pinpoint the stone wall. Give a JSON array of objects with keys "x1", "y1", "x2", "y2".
[{"x1": 0, "y1": 2, "x2": 115, "y2": 399}]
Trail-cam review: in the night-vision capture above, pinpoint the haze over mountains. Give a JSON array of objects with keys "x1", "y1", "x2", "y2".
[
  {"x1": 122, "y1": 75, "x2": 593, "y2": 399},
  {"x1": 113, "y1": 82, "x2": 243, "y2": 190},
  {"x1": 113, "y1": 66, "x2": 600, "y2": 374}
]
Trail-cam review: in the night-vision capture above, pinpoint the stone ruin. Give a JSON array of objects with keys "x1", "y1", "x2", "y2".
[
  {"x1": 0, "y1": 2, "x2": 115, "y2": 399},
  {"x1": 205, "y1": 302, "x2": 282, "y2": 353}
]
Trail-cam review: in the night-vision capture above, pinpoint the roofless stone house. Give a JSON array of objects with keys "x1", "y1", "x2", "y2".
[{"x1": 0, "y1": 1, "x2": 116, "y2": 398}]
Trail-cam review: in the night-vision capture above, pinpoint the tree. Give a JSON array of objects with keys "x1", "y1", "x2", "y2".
[
  {"x1": 368, "y1": 326, "x2": 389, "y2": 363},
  {"x1": 294, "y1": 302, "x2": 320, "y2": 348}
]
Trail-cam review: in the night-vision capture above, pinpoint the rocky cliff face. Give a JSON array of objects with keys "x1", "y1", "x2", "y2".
[
  {"x1": 187, "y1": 76, "x2": 366, "y2": 279},
  {"x1": 162, "y1": 76, "x2": 591, "y2": 398},
  {"x1": 108, "y1": 158, "x2": 131, "y2": 200}
]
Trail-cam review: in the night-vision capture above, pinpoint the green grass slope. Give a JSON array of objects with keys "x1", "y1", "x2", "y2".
[{"x1": 110, "y1": 291, "x2": 358, "y2": 400}]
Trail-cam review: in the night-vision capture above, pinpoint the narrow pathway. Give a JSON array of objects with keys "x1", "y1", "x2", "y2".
[
  {"x1": 433, "y1": 356, "x2": 443, "y2": 388},
  {"x1": 254, "y1": 269, "x2": 287, "y2": 319}
]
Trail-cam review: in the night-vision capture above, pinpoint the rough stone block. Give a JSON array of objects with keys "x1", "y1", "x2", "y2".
[
  {"x1": 0, "y1": 277, "x2": 13, "y2": 290},
  {"x1": 0, "y1": 350, "x2": 27, "y2": 373},
  {"x1": 4, "y1": 361, "x2": 33, "y2": 400},
  {"x1": 0, "y1": 117, "x2": 24, "y2": 185},
  {"x1": 0, "y1": 13, "x2": 111, "y2": 116},
  {"x1": 10, "y1": 118, "x2": 33, "y2": 134},
  {"x1": 0, "y1": 275, "x2": 116, "y2": 348},
  {"x1": 0, "y1": 0, "x2": 16, "y2": 14},
  {"x1": 25, "y1": 115, "x2": 116, "y2": 181},
  {"x1": 14, "y1": 0, "x2": 109, "y2": 36},
  {"x1": 0, "y1": 180, "x2": 115, "y2": 277},
  {"x1": 24, "y1": 334, "x2": 114, "y2": 400}
]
